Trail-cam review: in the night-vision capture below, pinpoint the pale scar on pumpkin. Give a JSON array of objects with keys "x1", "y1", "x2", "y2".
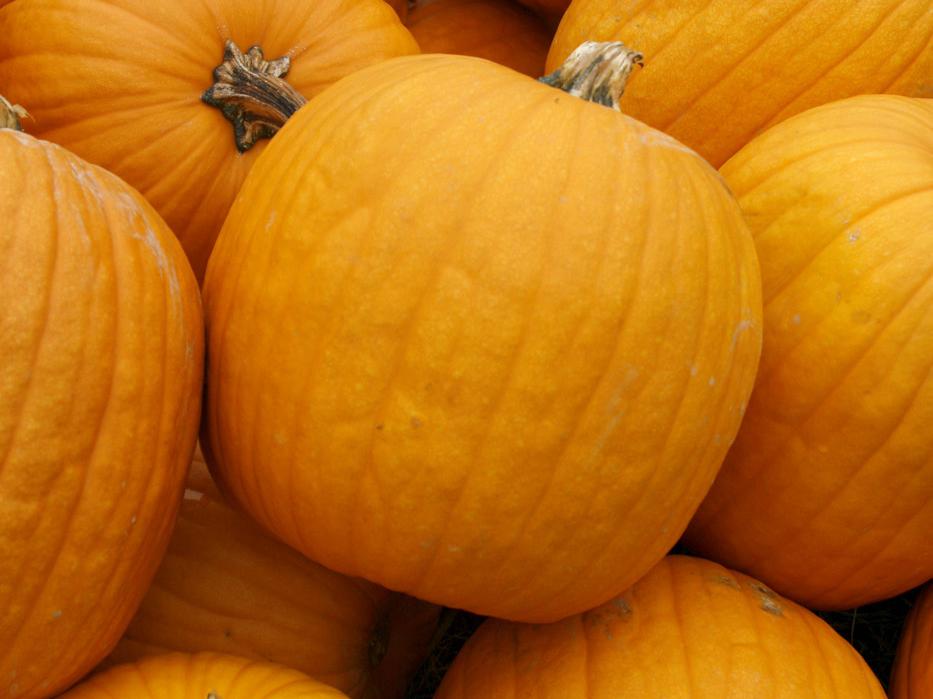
[{"x1": 748, "y1": 581, "x2": 784, "y2": 616}]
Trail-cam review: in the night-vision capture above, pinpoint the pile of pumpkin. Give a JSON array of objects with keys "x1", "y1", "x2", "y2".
[{"x1": 1, "y1": 0, "x2": 930, "y2": 697}]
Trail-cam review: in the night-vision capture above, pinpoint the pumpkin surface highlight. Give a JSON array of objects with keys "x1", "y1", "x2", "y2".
[
  {"x1": 202, "y1": 49, "x2": 762, "y2": 622},
  {"x1": 686, "y1": 95, "x2": 933, "y2": 609}
]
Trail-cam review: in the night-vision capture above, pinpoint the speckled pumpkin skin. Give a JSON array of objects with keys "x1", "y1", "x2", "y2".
[
  {"x1": 436, "y1": 556, "x2": 886, "y2": 698},
  {"x1": 686, "y1": 95, "x2": 933, "y2": 610},
  {"x1": 202, "y1": 53, "x2": 762, "y2": 623},
  {"x1": 0, "y1": 129, "x2": 203, "y2": 698}
]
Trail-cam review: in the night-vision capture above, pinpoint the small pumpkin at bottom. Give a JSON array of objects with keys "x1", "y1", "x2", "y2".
[
  {"x1": 61, "y1": 652, "x2": 348, "y2": 698},
  {"x1": 435, "y1": 556, "x2": 885, "y2": 698},
  {"x1": 891, "y1": 584, "x2": 933, "y2": 699},
  {"x1": 202, "y1": 42, "x2": 762, "y2": 623},
  {"x1": 105, "y1": 448, "x2": 438, "y2": 699}
]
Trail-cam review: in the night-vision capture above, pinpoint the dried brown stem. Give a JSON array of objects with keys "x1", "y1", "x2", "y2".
[{"x1": 202, "y1": 40, "x2": 307, "y2": 153}]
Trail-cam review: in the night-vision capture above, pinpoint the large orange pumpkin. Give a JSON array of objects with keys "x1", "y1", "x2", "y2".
[
  {"x1": 548, "y1": 0, "x2": 933, "y2": 167},
  {"x1": 0, "y1": 103, "x2": 203, "y2": 697},
  {"x1": 62, "y1": 652, "x2": 347, "y2": 698},
  {"x1": 106, "y1": 449, "x2": 438, "y2": 699},
  {"x1": 202, "y1": 43, "x2": 762, "y2": 623},
  {"x1": 407, "y1": 0, "x2": 552, "y2": 77},
  {"x1": 685, "y1": 95, "x2": 933, "y2": 609},
  {"x1": 891, "y1": 585, "x2": 933, "y2": 699},
  {"x1": 0, "y1": 0, "x2": 418, "y2": 280},
  {"x1": 435, "y1": 556, "x2": 886, "y2": 698}
]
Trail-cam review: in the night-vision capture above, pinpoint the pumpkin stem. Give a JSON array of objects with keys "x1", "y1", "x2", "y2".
[
  {"x1": 539, "y1": 41, "x2": 643, "y2": 110},
  {"x1": 0, "y1": 95, "x2": 29, "y2": 131},
  {"x1": 202, "y1": 40, "x2": 307, "y2": 153}
]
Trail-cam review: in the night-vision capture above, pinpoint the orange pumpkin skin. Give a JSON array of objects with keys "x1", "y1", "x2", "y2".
[
  {"x1": 685, "y1": 96, "x2": 933, "y2": 609},
  {"x1": 0, "y1": 0, "x2": 418, "y2": 280},
  {"x1": 106, "y1": 449, "x2": 438, "y2": 699},
  {"x1": 0, "y1": 131, "x2": 203, "y2": 697},
  {"x1": 407, "y1": 0, "x2": 551, "y2": 77},
  {"x1": 436, "y1": 556, "x2": 886, "y2": 698},
  {"x1": 891, "y1": 585, "x2": 933, "y2": 699},
  {"x1": 548, "y1": 0, "x2": 933, "y2": 167},
  {"x1": 202, "y1": 52, "x2": 762, "y2": 623},
  {"x1": 62, "y1": 652, "x2": 348, "y2": 698}
]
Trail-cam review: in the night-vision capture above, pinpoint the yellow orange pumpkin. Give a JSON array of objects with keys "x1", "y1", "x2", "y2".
[
  {"x1": 891, "y1": 585, "x2": 933, "y2": 699},
  {"x1": 435, "y1": 556, "x2": 886, "y2": 698},
  {"x1": 0, "y1": 0, "x2": 418, "y2": 279},
  {"x1": 107, "y1": 449, "x2": 438, "y2": 699},
  {"x1": 549, "y1": 0, "x2": 933, "y2": 166},
  {"x1": 202, "y1": 44, "x2": 762, "y2": 623},
  {"x1": 62, "y1": 653, "x2": 347, "y2": 698},
  {"x1": 407, "y1": 0, "x2": 552, "y2": 77},
  {"x1": 686, "y1": 95, "x2": 933, "y2": 609},
  {"x1": 0, "y1": 104, "x2": 203, "y2": 697}
]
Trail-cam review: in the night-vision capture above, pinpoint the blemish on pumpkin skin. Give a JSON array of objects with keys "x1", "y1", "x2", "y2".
[
  {"x1": 712, "y1": 574, "x2": 740, "y2": 590},
  {"x1": 51, "y1": 610, "x2": 62, "y2": 620},
  {"x1": 747, "y1": 581, "x2": 784, "y2": 616}
]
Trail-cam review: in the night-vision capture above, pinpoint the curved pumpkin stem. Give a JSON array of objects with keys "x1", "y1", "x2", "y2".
[
  {"x1": 539, "y1": 41, "x2": 643, "y2": 110},
  {"x1": 0, "y1": 95, "x2": 28, "y2": 131},
  {"x1": 202, "y1": 40, "x2": 308, "y2": 153}
]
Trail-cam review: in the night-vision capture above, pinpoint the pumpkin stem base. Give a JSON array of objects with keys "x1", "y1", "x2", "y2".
[
  {"x1": 539, "y1": 41, "x2": 643, "y2": 110},
  {"x1": 202, "y1": 40, "x2": 307, "y2": 153},
  {"x1": 0, "y1": 95, "x2": 29, "y2": 131}
]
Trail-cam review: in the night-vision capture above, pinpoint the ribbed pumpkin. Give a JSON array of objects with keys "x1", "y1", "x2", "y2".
[
  {"x1": 202, "y1": 43, "x2": 762, "y2": 623},
  {"x1": 891, "y1": 585, "x2": 933, "y2": 699},
  {"x1": 407, "y1": 0, "x2": 552, "y2": 77},
  {"x1": 62, "y1": 653, "x2": 347, "y2": 698},
  {"x1": 548, "y1": 0, "x2": 933, "y2": 167},
  {"x1": 107, "y1": 448, "x2": 438, "y2": 699},
  {"x1": 685, "y1": 95, "x2": 933, "y2": 610},
  {"x1": 0, "y1": 103, "x2": 203, "y2": 698},
  {"x1": 0, "y1": 0, "x2": 418, "y2": 280},
  {"x1": 436, "y1": 556, "x2": 886, "y2": 698}
]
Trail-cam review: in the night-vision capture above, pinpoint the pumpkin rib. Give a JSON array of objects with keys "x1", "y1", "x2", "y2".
[
  {"x1": 491, "y1": 116, "x2": 625, "y2": 568},
  {"x1": 660, "y1": 0, "x2": 825, "y2": 133},
  {"x1": 877, "y1": 30, "x2": 933, "y2": 93},
  {"x1": 433, "y1": 106, "x2": 646, "y2": 599},
  {"x1": 757, "y1": 184, "x2": 930, "y2": 312},
  {"x1": 508, "y1": 141, "x2": 724, "y2": 616},
  {"x1": 758, "y1": 3, "x2": 915, "y2": 133},
  {"x1": 411, "y1": 93, "x2": 586, "y2": 588},
  {"x1": 350, "y1": 88, "x2": 560, "y2": 583}
]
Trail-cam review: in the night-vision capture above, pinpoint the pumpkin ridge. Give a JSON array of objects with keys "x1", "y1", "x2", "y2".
[
  {"x1": 658, "y1": 0, "x2": 848, "y2": 134},
  {"x1": 750, "y1": 5, "x2": 909, "y2": 137},
  {"x1": 344, "y1": 82, "x2": 556, "y2": 584}
]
